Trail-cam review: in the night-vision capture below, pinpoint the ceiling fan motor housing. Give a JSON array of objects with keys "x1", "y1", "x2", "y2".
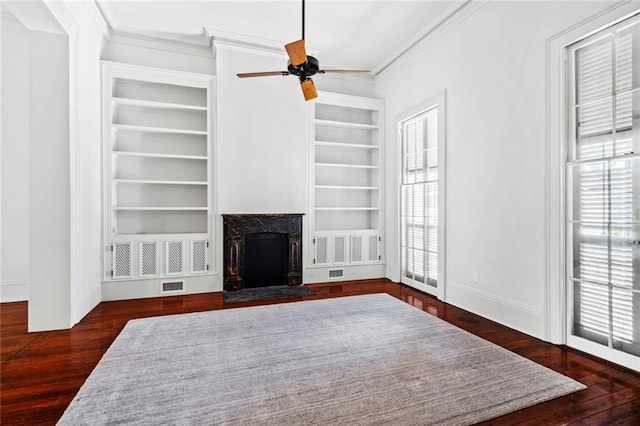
[{"x1": 288, "y1": 56, "x2": 320, "y2": 81}]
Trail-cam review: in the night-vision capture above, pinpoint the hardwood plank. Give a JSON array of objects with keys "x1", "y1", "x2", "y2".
[
  {"x1": 1, "y1": 279, "x2": 639, "y2": 425},
  {"x1": 567, "y1": 399, "x2": 640, "y2": 425}
]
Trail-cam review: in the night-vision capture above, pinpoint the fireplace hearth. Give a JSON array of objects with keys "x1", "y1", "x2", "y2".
[{"x1": 222, "y1": 214, "x2": 303, "y2": 291}]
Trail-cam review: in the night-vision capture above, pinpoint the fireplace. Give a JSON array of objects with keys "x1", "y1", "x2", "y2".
[{"x1": 222, "y1": 214, "x2": 303, "y2": 291}]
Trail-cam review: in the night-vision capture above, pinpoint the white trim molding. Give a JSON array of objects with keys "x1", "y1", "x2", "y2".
[
  {"x1": 206, "y1": 28, "x2": 319, "y2": 60},
  {"x1": 395, "y1": 90, "x2": 447, "y2": 302},
  {"x1": 0, "y1": 4, "x2": 23, "y2": 28},
  {"x1": 375, "y1": 0, "x2": 487, "y2": 79},
  {"x1": 447, "y1": 281, "x2": 544, "y2": 339},
  {"x1": 544, "y1": 0, "x2": 638, "y2": 344},
  {"x1": 93, "y1": 0, "x2": 118, "y2": 31},
  {"x1": 109, "y1": 30, "x2": 213, "y2": 58},
  {"x1": 0, "y1": 280, "x2": 29, "y2": 303}
]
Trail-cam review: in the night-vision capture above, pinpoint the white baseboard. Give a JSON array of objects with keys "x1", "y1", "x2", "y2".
[
  {"x1": 101, "y1": 274, "x2": 221, "y2": 301},
  {"x1": 0, "y1": 280, "x2": 29, "y2": 302},
  {"x1": 304, "y1": 264, "x2": 386, "y2": 284},
  {"x1": 446, "y1": 281, "x2": 545, "y2": 340}
]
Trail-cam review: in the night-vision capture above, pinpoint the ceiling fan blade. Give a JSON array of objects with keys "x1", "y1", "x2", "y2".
[
  {"x1": 318, "y1": 70, "x2": 371, "y2": 74},
  {"x1": 285, "y1": 39, "x2": 307, "y2": 67},
  {"x1": 301, "y1": 79, "x2": 317, "y2": 101},
  {"x1": 237, "y1": 71, "x2": 290, "y2": 78}
]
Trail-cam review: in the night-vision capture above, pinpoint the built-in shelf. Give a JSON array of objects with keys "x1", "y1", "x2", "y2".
[
  {"x1": 112, "y1": 97, "x2": 207, "y2": 111},
  {"x1": 315, "y1": 141, "x2": 378, "y2": 150},
  {"x1": 103, "y1": 61, "x2": 214, "y2": 282},
  {"x1": 315, "y1": 162, "x2": 379, "y2": 169},
  {"x1": 315, "y1": 119, "x2": 378, "y2": 130},
  {"x1": 113, "y1": 207, "x2": 208, "y2": 211},
  {"x1": 315, "y1": 207, "x2": 379, "y2": 211},
  {"x1": 113, "y1": 123, "x2": 207, "y2": 136},
  {"x1": 315, "y1": 185, "x2": 379, "y2": 190},
  {"x1": 113, "y1": 179, "x2": 208, "y2": 186},
  {"x1": 310, "y1": 92, "x2": 384, "y2": 269},
  {"x1": 112, "y1": 151, "x2": 207, "y2": 160}
]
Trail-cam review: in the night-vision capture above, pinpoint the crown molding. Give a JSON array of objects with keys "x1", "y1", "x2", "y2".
[
  {"x1": 94, "y1": 0, "x2": 118, "y2": 31},
  {"x1": 375, "y1": 0, "x2": 487, "y2": 79},
  {"x1": 0, "y1": 5, "x2": 23, "y2": 28},
  {"x1": 320, "y1": 72, "x2": 375, "y2": 83},
  {"x1": 108, "y1": 30, "x2": 214, "y2": 58},
  {"x1": 3, "y1": 0, "x2": 66, "y2": 34},
  {"x1": 205, "y1": 28, "x2": 318, "y2": 60},
  {"x1": 83, "y1": 0, "x2": 110, "y2": 36}
]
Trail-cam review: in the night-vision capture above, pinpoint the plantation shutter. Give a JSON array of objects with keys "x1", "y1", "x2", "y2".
[
  {"x1": 401, "y1": 108, "x2": 438, "y2": 288},
  {"x1": 569, "y1": 18, "x2": 639, "y2": 358}
]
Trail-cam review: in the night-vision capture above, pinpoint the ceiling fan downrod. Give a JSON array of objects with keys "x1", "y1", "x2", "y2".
[{"x1": 301, "y1": 0, "x2": 305, "y2": 40}]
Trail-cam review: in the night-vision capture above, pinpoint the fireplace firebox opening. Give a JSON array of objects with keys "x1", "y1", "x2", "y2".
[
  {"x1": 243, "y1": 232, "x2": 287, "y2": 288},
  {"x1": 222, "y1": 214, "x2": 303, "y2": 292}
]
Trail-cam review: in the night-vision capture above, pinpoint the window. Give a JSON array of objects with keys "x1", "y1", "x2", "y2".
[
  {"x1": 567, "y1": 14, "x2": 640, "y2": 360},
  {"x1": 400, "y1": 104, "x2": 441, "y2": 296}
]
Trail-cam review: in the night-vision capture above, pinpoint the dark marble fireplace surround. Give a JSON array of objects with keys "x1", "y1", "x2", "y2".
[{"x1": 222, "y1": 214, "x2": 303, "y2": 292}]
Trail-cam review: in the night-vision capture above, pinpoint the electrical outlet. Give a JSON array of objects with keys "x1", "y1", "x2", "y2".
[{"x1": 472, "y1": 272, "x2": 479, "y2": 283}]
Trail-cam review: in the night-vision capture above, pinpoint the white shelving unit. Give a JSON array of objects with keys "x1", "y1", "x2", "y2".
[
  {"x1": 310, "y1": 92, "x2": 384, "y2": 269},
  {"x1": 102, "y1": 62, "x2": 215, "y2": 283}
]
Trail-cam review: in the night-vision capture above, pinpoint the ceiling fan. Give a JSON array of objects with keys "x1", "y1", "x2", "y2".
[{"x1": 236, "y1": 0, "x2": 370, "y2": 101}]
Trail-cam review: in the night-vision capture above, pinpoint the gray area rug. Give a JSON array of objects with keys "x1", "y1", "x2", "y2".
[
  {"x1": 223, "y1": 285, "x2": 314, "y2": 303},
  {"x1": 58, "y1": 294, "x2": 585, "y2": 425}
]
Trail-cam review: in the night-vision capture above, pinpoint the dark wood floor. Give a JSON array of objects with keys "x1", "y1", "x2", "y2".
[{"x1": 1, "y1": 279, "x2": 639, "y2": 425}]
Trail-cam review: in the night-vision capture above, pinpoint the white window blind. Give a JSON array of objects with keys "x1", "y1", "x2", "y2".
[
  {"x1": 401, "y1": 107, "x2": 438, "y2": 288},
  {"x1": 569, "y1": 16, "x2": 639, "y2": 358}
]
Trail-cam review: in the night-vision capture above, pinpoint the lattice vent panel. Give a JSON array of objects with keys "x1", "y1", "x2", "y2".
[
  {"x1": 351, "y1": 236, "x2": 363, "y2": 264},
  {"x1": 368, "y1": 235, "x2": 379, "y2": 262},
  {"x1": 315, "y1": 236, "x2": 328, "y2": 265},
  {"x1": 191, "y1": 240, "x2": 208, "y2": 273},
  {"x1": 166, "y1": 241, "x2": 184, "y2": 276},
  {"x1": 112, "y1": 242, "x2": 132, "y2": 279},
  {"x1": 139, "y1": 241, "x2": 158, "y2": 277},
  {"x1": 334, "y1": 236, "x2": 346, "y2": 264}
]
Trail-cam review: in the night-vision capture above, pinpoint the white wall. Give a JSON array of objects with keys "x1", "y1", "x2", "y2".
[
  {"x1": 376, "y1": 1, "x2": 614, "y2": 339},
  {"x1": 215, "y1": 46, "x2": 310, "y2": 215},
  {"x1": 0, "y1": 2, "x2": 75, "y2": 329},
  {"x1": 0, "y1": 11, "x2": 30, "y2": 302},
  {"x1": 213, "y1": 45, "x2": 308, "y2": 290},
  {"x1": 2, "y1": 0, "x2": 109, "y2": 329},
  {"x1": 60, "y1": 1, "x2": 109, "y2": 325},
  {"x1": 28, "y1": 29, "x2": 71, "y2": 331}
]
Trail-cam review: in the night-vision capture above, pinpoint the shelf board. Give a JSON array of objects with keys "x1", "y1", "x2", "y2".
[
  {"x1": 314, "y1": 229, "x2": 379, "y2": 233},
  {"x1": 113, "y1": 124, "x2": 207, "y2": 136},
  {"x1": 315, "y1": 162, "x2": 379, "y2": 169},
  {"x1": 315, "y1": 185, "x2": 379, "y2": 190},
  {"x1": 315, "y1": 207, "x2": 379, "y2": 211},
  {"x1": 315, "y1": 141, "x2": 378, "y2": 150},
  {"x1": 114, "y1": 179, "x2": 208, "y2": 186},
  {"x1": 315, "y1": 119, "x2": 378, "y2": 130},
  {"x1": 114, "y1": 207, "x2": 208, "y2": 211},
  {"x1": 113, "y1": 232, "x2": 210, "y2": 238},
  {"x1": 112, "y1": 151, "x2": 207, "y2": 160},
  {"x1": 112, "y1": 97, "x2": 207, "y2": 111}
]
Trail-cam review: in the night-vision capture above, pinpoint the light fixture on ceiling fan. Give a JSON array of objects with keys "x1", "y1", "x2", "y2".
[{"x1": 236, "y1": 0, "x2": 370, "y2": 101}]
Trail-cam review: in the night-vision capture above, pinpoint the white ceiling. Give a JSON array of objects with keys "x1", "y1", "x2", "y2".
[{"x1": 100, "y1": 0, "x2": 461, "y2": 72}]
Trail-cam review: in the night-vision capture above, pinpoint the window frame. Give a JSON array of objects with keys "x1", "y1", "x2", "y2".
[
  {"x1": 563, "y1": 11, "x2": 640, "y2": 370},
  {"x1": 397, "y1": 91, "x2": 446, "y2": 300}
]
